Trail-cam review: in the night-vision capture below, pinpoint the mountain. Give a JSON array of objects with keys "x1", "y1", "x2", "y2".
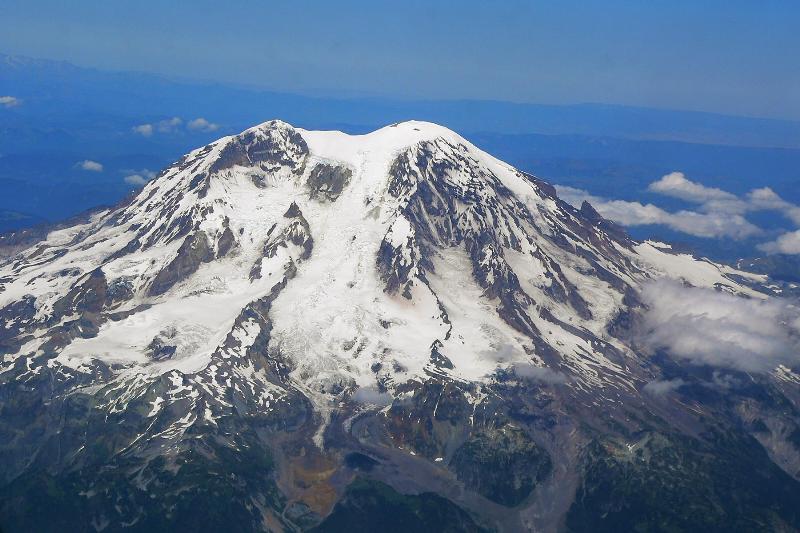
[{"x1": 1, "y1": 121, "x2": 799, "y2": 532}]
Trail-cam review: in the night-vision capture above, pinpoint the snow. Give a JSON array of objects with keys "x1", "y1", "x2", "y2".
[
  {"x1": 387, "y1": 216, "x2": 413, "y2": 248},
  {"x1": 147, "y1": 396, "x2": 164, "y2": 417},
  {"x1": 0, "y1": 119, "x2": 768, "y2": 416},
  {"x1": 427, "y1": 247, "x2": 533, "y2": 379},
  {"x1": 632, "y1": 242, "x2": 763, "y2": 298}
]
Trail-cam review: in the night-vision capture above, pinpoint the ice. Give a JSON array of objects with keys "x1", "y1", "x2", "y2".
[{"x1": 0, "y1": 119, "x2": 764, "y2": 416}]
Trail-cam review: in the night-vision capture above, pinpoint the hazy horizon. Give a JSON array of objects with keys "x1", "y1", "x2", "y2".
[
  {"x1": 3, "y1": 51, "x2": 800, "y2": 125},
  {"x1": 2, "y1": 1, "x2": 799, "y2": 120}
]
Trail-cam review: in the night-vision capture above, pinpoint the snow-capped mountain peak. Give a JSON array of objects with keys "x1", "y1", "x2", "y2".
[
  {"x1": 0, "y1": 120, "x2": 757, "y2": 399},
  {"x1": 3, "y1": 120, "x2": 796, "y2": 532}
]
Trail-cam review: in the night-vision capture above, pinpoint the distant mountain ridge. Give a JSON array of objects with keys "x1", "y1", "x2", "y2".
[{"x1": 3, "y1": 52, "x2": 800, "y2": 148}]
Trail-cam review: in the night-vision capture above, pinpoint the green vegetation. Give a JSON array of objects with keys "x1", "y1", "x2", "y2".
[
  {"x1": 566, "y1": 432, "x2": 800, "y2": 532},
  {"x1": 312, "y1": 478, "x2": 488, "y2": 533},
  {"x1": 450, "y1": 426, "x2": 552, "y2": 506}
]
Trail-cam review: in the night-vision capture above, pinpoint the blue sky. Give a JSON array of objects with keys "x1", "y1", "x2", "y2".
[{"x1": 1, "y1": 0, "x2": 799, "y2": 119}]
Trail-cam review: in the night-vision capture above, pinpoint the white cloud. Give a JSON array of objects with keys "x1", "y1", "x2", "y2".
[
  {"x1": 649, "y1": 173, "x2": 800, "y2": 225},
  {"x1": 748, "y1": 187, "x2": 800, "y2": 226},
  {"x1": 131, "y1": 168, "x2": 156, "y2": 179},
  {"x1": 123, "y1": 169, "x2": 156, "y2": 187},
  {"x1": 554, "y1": 186, "x2": 602, "y2": 210},
  {"x1": 638, "y1": 280, "x2": 800, "y2": 373},
  {"x1": 560, "y1": 171, "x2": 800, "y2": 245},
  {"x1": 480, "y1": 342, "x2": 519, "y2": 363},
  {"x1": 352, "y1": 386, "x2": 392, "y2": 406},
  {"x1": 157, "y1": 117, "x2": 182, "y2": 132},
  {"x1": 512, "y1": 363, "x2": 567, "y2": 384},
  {"x1": 132, "y1": 117, "x2": 183, "y2": 137},
  {"x1": 758, "y1": 230, "x2": 800, "y2": 255},
  {"x1": 187, "y1": 117, "x2": 219, "y2": 132},
  {"x1": 648, "y1": 172, "x2": 738, "y2": 204},
  {"x1": 661, "y1": 210, "x2": 761, "y2": 239},
  {"x1": 0, "y1": 96, "x2": 21, "y2": 108},
  {"x1": 557, "y1": 185, "x2": 761, "y2": 239},
  {"x1": 132, "y1": 124, "x2": 153, "y2": 137},
  {"x1": 124, "y1": 174, "x2": 148, "y2": 186},
  {"x1": 134, "y1": 117, "x2": 221, "y2": 136},
  {"x1": 78, "y1": 160, "x2": 103, "y2": 172},
  {"x1": 478, "y1": 344, "x2": 567, "y2": 383},
  {"x1": 643, "y1": 378, "x2": 685, "y2": 396}
]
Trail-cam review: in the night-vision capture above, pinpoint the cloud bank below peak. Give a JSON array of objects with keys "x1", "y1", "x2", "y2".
[{"x1": 639, "y1": 280, "x2": 800, "y2": 373}]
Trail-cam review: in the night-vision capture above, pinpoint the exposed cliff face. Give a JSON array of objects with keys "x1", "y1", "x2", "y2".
[{"x1": 0, "y1": 120, "x2": 798, "y2": 532}]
